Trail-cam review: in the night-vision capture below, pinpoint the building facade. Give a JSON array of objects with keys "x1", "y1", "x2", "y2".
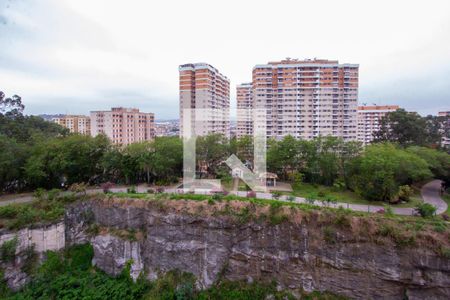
[
  {"x1": 252, "y1": 58, "x2": 359, "y2": 141},
  {"x1": 90, "y1": 107, "x2": 154, "y2": 145},
  {"x1": 179, "y1": 63, "x2": 230, "y2": 137},
  {"x1": 357, "y1": 105, "x2": 399, "y2": 145},
  {"x1": 52, "y1": 115, "x2": 91, "y2": 135},
  {"x1": 438, "y1": 111, "x2": 450, "y2": 148},
  {"x1": 236, "y1": 82, "x2": 253, "y2": 138}
]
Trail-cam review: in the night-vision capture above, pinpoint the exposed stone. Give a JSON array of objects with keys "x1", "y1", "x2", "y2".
[{"x1": 66, "y1": 199, "x2": 450, "y2": 299}]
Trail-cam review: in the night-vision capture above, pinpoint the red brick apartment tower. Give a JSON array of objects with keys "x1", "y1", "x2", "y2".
[
  {"x1": 357, "y1": 105, "x2": 399, "y2": 145},
  {"x1": 236, "y1": 82, "x2": 253, "y2": 138},
  {"x1": 179, "y1": 63, "x2": 230, "y2": 137},
  {"x1": 90, "y1": 107, "x2": 155, "y2": 145},
  {"x1": 252, "y1": 58, "x2": 359, "y2": 141}
]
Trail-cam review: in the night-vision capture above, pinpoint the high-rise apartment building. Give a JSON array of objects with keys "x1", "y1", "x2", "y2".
[
  {"x1": 236, "y1": 82, "x2": 253, "y2": 138},
  {"x1": 179, "y1": 63, "x2": 230, "y2": 137},
  {"x1": 52, "y1": 115, "x2": 91, "y2": 135},
  {"x1": 90, "y1": 107, "x2": 154, "y2": 145},
  {"x1": 357, "y1": 105, "x2": 399, "y2": 145},
  {"x1": 252, "y1": 58, "x2": 359, "y2": 141}
]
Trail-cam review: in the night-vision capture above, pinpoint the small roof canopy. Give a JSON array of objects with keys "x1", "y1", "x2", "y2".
[{"x1": 258, "y1": 172, "x2": 278, "y2": 179}]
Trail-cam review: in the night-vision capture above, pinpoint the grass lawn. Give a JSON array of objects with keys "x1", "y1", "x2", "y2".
[{"x1": 289, "y1": 182, "x2": 422, "y2": 208}]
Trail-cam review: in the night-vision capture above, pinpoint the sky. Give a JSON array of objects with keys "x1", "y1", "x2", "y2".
[{"x1": 0, "y1": 0, "x2": 449, "y2": 119}]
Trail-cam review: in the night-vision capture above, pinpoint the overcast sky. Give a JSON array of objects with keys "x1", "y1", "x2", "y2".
[{"x1": 1, "y1": 0, "x2": 449, "y2": 119}]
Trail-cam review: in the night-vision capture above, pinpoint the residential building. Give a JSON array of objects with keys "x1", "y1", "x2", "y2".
[
  {"x1": 90, "y1": 107, "x2": 154, "y2": 145},
  {"x1": 179, "y1": 63, "x2": 230, "y2": 137},
  {"x1": 236, "y1": 82, "x2": 253, "y2": 138},
  {"x1": 52, "y1": 115, "x2": 91, "y2": 135},
  {"x1": 357, "y1": 105, "x2": 399, "y2": 145},
  {"x1": 438, "y1": 111, "x2": 450, "y2": 148},
  {"x1": 252, "y1": 58, "x2": 359, "y2": 141}
]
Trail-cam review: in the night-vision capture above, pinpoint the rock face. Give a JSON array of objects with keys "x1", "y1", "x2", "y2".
[
  {"x1": 0, "y1": 223, "x2": 65, "y2": 290},
  {"x1": 63, "y1": 199, "x2": 450, "y2": 300}
]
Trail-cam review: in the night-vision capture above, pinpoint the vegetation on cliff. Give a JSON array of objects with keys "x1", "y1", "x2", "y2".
[{"x1": 1, "y1": 243, "x2": 344, "y2": 300}]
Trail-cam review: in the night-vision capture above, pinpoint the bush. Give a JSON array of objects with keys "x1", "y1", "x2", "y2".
[
  {"x1": 212, "y1": 193, "x2": 224, "y2": 201},
  {"x1": 271, "y1": 191, "x2": 282, "y2": 200},
  {"x1": 397, "y1": 185, "x2": 413, "y2": 202},
  {"x1": 101, "y1": 182, "x2": 114, "y2": 193},
  {"x1": 33, "y1": 188, "x2": 47, "y2": 200},
  {"x1": 0, "y1": 236, "x2": 18, "y2": 262},
  {"x1": 317, "y1": 190, "x2": 326, "y2": 198},
  {"x1": 127, "y1": 186, "x2": 137, "y2": 194},
  {"x1": 69, "y1": 182, "x2": 88, "y2": 196},
  {"x1": 323, "y1": 226, "x2": 336, "y2": 244},
  {"x1": 415, "y1": 203, "x2": 436, "y2": 218}
]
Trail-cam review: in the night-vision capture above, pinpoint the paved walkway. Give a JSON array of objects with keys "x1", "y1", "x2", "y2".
[
  {"x1": 0, "y1": 180, "x2": 447, "y2": 217},
  {"x1": 421, "y1": 180, "x2": 447, "y2": 214}
]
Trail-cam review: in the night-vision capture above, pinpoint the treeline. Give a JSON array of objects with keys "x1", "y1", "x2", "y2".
[{"x1": 1, "y1": 93, "x2": 449, "y2": 203}]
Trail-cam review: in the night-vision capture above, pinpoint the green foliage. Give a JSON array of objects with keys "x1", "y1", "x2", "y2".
[
  {"x1": 0, "y1": 190, "x2": 74, "y2": 229},
  {"x1": 197, "y1": 280, "x2": 295, "y2": 300},
  {"x1": 0, "y1": 237, "x2": 18, "y2": 262},
  {"x1": 377, "y1": 224, "x2": 416, "y2": 247},
  {"x1": 397, "y1": 185, "x2": 413, "y2": 202},
  {"x1": 21, "y1": 246, "x2": 38, "y2": 275},
  {"x1": 271, "y1": 191, "x2": 282, "y2": 199},
  {"x1": 415, "y1": 203, "x2": 437, "y2": 218},
  {"x1": 373, "y1": 109, "x2": 442, "y2": 147},
  {"x1": 268, "y1": 202, "x2": 287, "y2": 225},
  {"x1": 7, "y1": 244, "x2": 150, "y2": 300},
  {"x1": 286, "y1": 195, "x2": 296, "y2": 202},
  {"x1": 322, "y1": 226, "x2": 336, "y2": 244},
  {"x1": 348, "y1": 143, "x2": 432, "y2": 202}
]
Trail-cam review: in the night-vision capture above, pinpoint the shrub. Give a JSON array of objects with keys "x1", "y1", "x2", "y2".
[
  {"x1": 272, "y1": 191, "x2": 282, "y2": 200},
  {"x1": 127, "y1": 186, "x2": 137, "y2": 194},
  {"x1": 317, "y1": 190, "x2": 326, "y2": 198},
  {"x1": 47, "y1": 188, "x2": 61, "y2": 201},
  {"x1": 101, "y1": 182, "x2": 114, "y2": 193},
  {"x1": 69, "y1": 182, "x2": 88, "y2": 196},
  {"x1": 323, "y1": 226, "x2": 336, "y2": 244},
  {"x1": 415, "y1": 203, "x2": 436, "y2": 218},
  {"x1": 0, "y1": 236, "x2": 18, "y2": 263},
  {"x1": 384, "y1": 205, "x2": 394, "y2": 216},
  {"x1": 212, "y1": 193, "x2": 224, "y2": 201},
  {"x1": 397, "y1": 185, "x2": 413, "y2": 202},
  {"x1": 33, "y1": 188, "x2": 46, "y2": 200}
]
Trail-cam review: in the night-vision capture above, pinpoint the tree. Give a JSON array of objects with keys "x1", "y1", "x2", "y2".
[
  {"x1": 348, "y1": 143, "x2": 432, "y2": 202},
  {"x1": 373, "y1": 109, "x2": 441, "y2": 147},
  {"x1": 407, "y1": 146, "x2": 450, "y2": 186},
  {"x1": 0, "y1": 91, "x2": 25, "y2": 117},
  {"x1": 0, "y1": 135, "x2": 27, "y2": 192},
  {"x1": 24, "y1": 134, "x2": 111, "y2": 189},
  {"x1": 196, "y1": 134, "x2": 229, "y2": 177}
]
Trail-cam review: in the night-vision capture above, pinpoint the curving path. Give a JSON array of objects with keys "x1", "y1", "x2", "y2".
[
  {"x1": 421, "y1": 180, "x2": 447, "y2": 215},
  {"x1": 1, "y1": 181, "x2": 447, "y2": 216}
]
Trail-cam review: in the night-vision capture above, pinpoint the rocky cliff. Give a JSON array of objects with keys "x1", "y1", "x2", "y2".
[
  {"x1": 61, "y1": 197, "x2": 450, "y2": 300},
  {"x1": 0, "y1": 222, "x2": 65, "y2": 290}
]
